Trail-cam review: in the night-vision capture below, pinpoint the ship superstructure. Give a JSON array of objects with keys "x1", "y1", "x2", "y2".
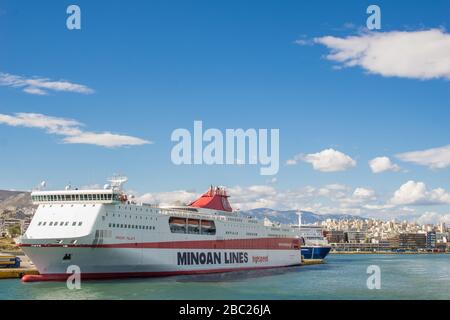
[{"x1": 19, "y1": 178, "x2": 301, "y2": 282}]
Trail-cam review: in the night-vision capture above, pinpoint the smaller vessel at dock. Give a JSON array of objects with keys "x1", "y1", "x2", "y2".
[{"x1": 292, "y1": 213, "x2": 331, "y2": 261}]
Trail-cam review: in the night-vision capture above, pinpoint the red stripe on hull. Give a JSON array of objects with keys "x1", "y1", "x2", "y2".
[
  {"x1": 21, "y1": 264, "x2": 301, "y2": 283},
  {"x1": 19, "y1": 237, "x2": 300, "y2": 250}
]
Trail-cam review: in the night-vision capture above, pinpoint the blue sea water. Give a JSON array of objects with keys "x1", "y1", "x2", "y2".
[{"x1": 0, "y1": 254, "x2": 449, "y2": 300}]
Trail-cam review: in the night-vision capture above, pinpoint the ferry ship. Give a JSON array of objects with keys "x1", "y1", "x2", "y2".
[
  {"x1": 18, "y1": 177, "x2": 301, "y2": 282},
  {"x1": 297, "y1": 226, "x2": 331, "y2": 261},
  {"x1": 292, "y1": 213, "x2": 331, "y2": 261}
]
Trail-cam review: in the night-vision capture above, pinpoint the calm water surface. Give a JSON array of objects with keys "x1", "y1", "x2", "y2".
[{"x1": 1, "y1": 254, "x2": 449, "y2": 300}]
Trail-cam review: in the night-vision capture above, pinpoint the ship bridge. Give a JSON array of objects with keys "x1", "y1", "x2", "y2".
[
  {"x1": 31, "y1": 189, "x2": 123, "y2": 204},
  {"x1": 31, "y1": 175, "x2": 129, "y2": 205}
]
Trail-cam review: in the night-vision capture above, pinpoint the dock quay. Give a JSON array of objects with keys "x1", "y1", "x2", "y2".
[
  {"x1": 0, "y1": 268, "x2": 39, "y2": 280},
  {"x1": 0, "y1": 251, "x2": 39, "y2": 279}
]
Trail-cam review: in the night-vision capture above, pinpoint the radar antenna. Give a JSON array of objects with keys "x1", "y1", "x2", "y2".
[
  {"x1": 32, "y1": 181, "x2": 47, "y2": 191},
  {"x1": 108, "y1": 174, "x2": 128, "y2": 191}
]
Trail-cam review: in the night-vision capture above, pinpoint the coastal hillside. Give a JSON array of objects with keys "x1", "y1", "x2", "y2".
[
  {"x1": 0, "y1": 190, "x2": 35, "y2": 217},
  {"x1": 0, "y1": 190, "x2": 25, "y2": 202}
]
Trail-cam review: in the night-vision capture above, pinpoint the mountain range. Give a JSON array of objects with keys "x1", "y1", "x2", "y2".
[
  {"x1": 240, "y1": 208, "x2": 361, "y2": 225},
  {"x1": 0, "y1": 190, "x2": 35, "y2": 218}
]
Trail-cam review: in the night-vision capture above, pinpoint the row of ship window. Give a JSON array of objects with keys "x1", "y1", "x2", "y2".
[
  {"x1": 32, "y1": 194, "x2": 117, "y2": 202},
  {"x1": 270, "y1": 227, "x2": 288, "y2": 232},
  {"x1": 226, "y1": 218, "x2": 257, "y2": 224},
  {"x1": 109, "y1": 223, "x2": 156, "y2": 230},
  {"x1": 107, "y1": 213, "x2": 157, "y2": 221},
  {"x1": 267, "y1": 234, "x2": 289, "y2": 238},
  {"x1": 37, "y1": 221, "x2": 83, "y2": 227},
  {"x1": 115, "y1": 207, "x2": 157, "y2": 213}
]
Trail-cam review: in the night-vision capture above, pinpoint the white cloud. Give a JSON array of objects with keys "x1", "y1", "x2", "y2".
[
  {"x1": 132, "y1": 182, "x2": 449, "y2": 221},
  {"x1": 369, "y1": 156, "x2": 401, "y2": 173},
  {"x1": 314, "y1": 29, "x2": 450, "y2": 80},
  {"x1": 293, "y1": 148, "x2": 356, "y2": 172},
  {"x1": 353, "y1": 187, "x2": 376, "y2": 200},
  {"x1": 294, "y1": 39, "x2": 314, "y2": 46},
  {"x1": 23, "y1": 87, "x2": 47, "y2": 95},
  {"x1": 390, "y1": 181, "x2": 450, "y2": 206},
  {"x1": 136, "y1": 190, "x2": 197, "y2": 207},
  {"x1": 416, "y1": 212, "x2": 450, "y2": 225},
  {"x1": 0, "y1": 113, "x2": 151, "y2": 148},
  {"x1": 286, "y1": 159, "x2": 297, "y2": 166},
  {"x1": 336, "y1": 187, "x2": 377, "y2": 211},
  {"x1": 0, "y1": 72, "x2": 94, "y2": 95},
  {"x1": 396, "y1": 144, "x2": 450, "y2": 169},
  {"x1": 362, "y1": 204, "x2": 395, "y2": 211},
  {"x1": 133, "y1": 183, "x2": 377, "y2": 216},
  {"x1": 63, "y1": 132, "x2": 150, "y2": 148}
]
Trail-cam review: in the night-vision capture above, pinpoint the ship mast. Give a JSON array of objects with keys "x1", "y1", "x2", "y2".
[
  {"x1": 108, "y1": 175, "x2": 128, "y2": 192},
  {"x1": 297, "y1": 210, "x2": 302, "y2": 228}
]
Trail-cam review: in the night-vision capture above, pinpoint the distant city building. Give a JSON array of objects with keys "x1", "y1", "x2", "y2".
[
  {"x1": 325, "y1": 230, "x2": 345, "y2": 244},
  {"x1": 345, "y1": 231, "x2": 367, "y2": 243},
  {"x1": 317, "y1": 217, "x2": 448, "y2": 252},
  {"x1": 391, "y1": 233, "x2": 426, "y2": 250},
  {"x1": 426, "y1": 231, "x2": 437, "y2": 249},
  {"x1": 436, "y1": 232, "x2": 448, "y2": 244},
  {"x1": 435, "y1": 243, "x2": 448, "y2": 252},
  {"x1": 0, "y1": 218, "x2": 27, "y2": 236}
]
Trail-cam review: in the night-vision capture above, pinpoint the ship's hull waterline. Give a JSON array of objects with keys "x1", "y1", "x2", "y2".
[
  {"x1": 20, "y1": 245, "x2": 301, "y2": 282},
  {"x1": 301, "y1": 246, "x2": 331, "y2": 261}
]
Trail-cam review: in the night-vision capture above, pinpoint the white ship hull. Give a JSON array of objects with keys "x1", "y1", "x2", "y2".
[{"x1": 21, "y1": 246, "x2": 300, "y2": 281}]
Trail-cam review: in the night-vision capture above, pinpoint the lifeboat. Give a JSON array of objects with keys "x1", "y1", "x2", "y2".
[
  {"x1": 169, "y1": 218, "x2": 186, "y2": 226},
  {"x1": 200, "y1": 220, "x2": 214, "y2": 229},
  {"x1": 187, "y1": 219, "x2": 200, "y2": 226}
]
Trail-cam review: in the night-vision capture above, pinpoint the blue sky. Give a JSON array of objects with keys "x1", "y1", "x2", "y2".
[{"x1": 1, "y1": 0, "x2": 450, "y2": 222}]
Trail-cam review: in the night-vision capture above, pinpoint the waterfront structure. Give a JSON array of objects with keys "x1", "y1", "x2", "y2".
[
  {"x1": 18, "y1": 178, "x2": 302, "y2": 282},
  {"x1": 0, "y1": 218, "x2": 25, "y2": 237},
  {"x1": 426, "y1": 231, "x2": 437, "y2": 249},
  {"x1": 331, "y1": 242, "x2": 391, "y2": 252},
  {"x1": 325, "y1": 230, "x2": 345, "y2": 244},
  {"x1": 390, "y1": 233, "x2": 427, "y2": 250},
  {"x1": 345, "y1": 231, "x2": 367, "y2": 244},
  {"x1": 320, "y1": 218, "x2": 449, "y2": 246}
]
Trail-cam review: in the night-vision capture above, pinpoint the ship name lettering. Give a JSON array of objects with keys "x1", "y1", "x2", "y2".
[
  {"x1": 177, "y1": 251, "x2": 249, "y2": 265},
  {"x1": 224, "y1": 252, "x2": 248, "y2": 264},
  {"x1": 177, "y1": 252, "x2": 221, "y2": 266}
]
